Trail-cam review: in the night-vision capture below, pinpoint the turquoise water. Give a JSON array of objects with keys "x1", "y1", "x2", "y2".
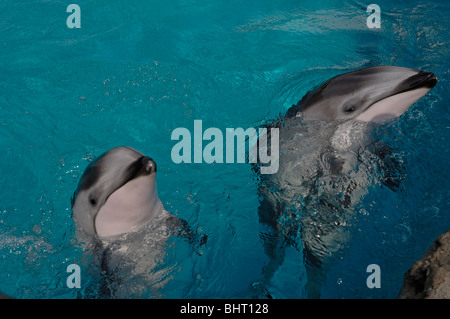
[{"x1": 0, "y1": 0, "x2": 449, "y2": 298}]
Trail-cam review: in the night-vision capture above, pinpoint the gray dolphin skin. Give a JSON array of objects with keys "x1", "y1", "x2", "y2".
[{"x1": 256, "y1": 66, "x2": 437, "y2": 298}]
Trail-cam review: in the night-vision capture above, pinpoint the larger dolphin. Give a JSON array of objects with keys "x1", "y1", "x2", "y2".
[{"x1": 256, "y1": 66, "x2": 437, "y2": 298}]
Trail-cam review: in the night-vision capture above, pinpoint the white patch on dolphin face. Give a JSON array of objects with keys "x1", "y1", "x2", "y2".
[
  {"x1": 355, "y1": 87, "x2": 431, "y2": 123},
  {"x1": 94, "y1": 174, "x2": 163, "y2": 238}
]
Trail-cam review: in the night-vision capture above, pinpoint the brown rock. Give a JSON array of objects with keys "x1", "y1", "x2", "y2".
[{"x1": 398, "y1": 230, "x2": 450, "y2": 299}]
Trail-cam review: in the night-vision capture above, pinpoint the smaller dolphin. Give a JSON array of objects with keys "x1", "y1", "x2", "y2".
[
  {"x1": 71, "y1": 146, "x2": 203, "y2": 297},
  {"x1": 72, "y1": 146, "x2": 170, "y2": 239}
]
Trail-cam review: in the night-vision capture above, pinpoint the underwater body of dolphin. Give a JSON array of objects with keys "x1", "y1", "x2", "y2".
[
  {"x1": 71, "y1": 146, "x2": 202, "y2": 297},
  {"x1": 256, "y1": 66, "x2": 437, "y2": 298}
]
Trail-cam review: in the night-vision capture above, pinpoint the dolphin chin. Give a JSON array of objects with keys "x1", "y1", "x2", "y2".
[{"x1": 94, "y1": 175, "x2": 163, "y2": 238}]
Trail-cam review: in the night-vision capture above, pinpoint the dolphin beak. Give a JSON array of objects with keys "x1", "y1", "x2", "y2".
[
  {"x1": 141, "y1": 156, "x2": 157, "y2": 174},
  {"x1": 407, "y1": 71, "x2": 437, "y2": 90},
  {"x1": 424, "y1": 72, "x2": 438, "y2": 88},
  {"x1": 356, "y1": 68, "x2": 438, "y2": 123}
]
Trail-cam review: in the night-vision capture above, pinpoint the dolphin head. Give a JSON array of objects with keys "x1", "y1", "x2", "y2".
[
  {"x1": 289, "y1": 66, "x2": 437, "y2": 123},
  {"x1": 71, "y1": 146, "x2": 162, "y2": 239}
]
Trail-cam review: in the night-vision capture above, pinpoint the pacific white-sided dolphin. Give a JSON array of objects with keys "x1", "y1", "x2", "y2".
[
  {"x1": 71, "y1": 146, "x2": 205, "y2": 297},
  {"x1": 256, "y1": 66, "x2": 437, "y2": 298}
]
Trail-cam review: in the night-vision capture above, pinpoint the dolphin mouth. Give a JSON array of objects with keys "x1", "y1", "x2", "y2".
[
  {"x1": 357, "y1": 70, "x2": 437, "y2": 123},
  {"x1": 373, "y1": 70, "x2": 437, "y2": 108},
  {"x1": 101, "y1": 156, "x2": 157, "y2": 207},
  {"x1": 94, "y1": 156, "x2": 157, "y2": 227},
  {"x1": 121, "y1": 156, "x2": 157, "y2": 187},
  {"x1": 369, "y1": 71, "x2": 437, "y2": 108}
]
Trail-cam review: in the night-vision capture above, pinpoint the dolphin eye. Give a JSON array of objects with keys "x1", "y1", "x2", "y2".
[
  {"x1": 344, "y1": 105, "x2": 356, "y2": 113},
  {"x1": 90, "y1": 198, "x2": 97, "y2": 206}
]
